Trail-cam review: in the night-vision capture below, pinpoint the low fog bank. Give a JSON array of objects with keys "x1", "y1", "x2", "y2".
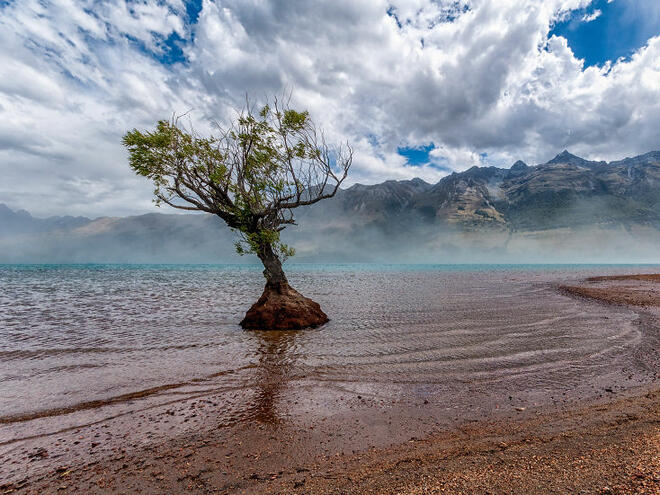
[
  {"x1": 285, "y1": 223, "x2": 660, "y2": 265},
  {"x1": 0, "y1": 214, "x2": 241, "y2": 264},
  {"x1": 0, "y1": 211, "x2": 658, "y2": 265}
]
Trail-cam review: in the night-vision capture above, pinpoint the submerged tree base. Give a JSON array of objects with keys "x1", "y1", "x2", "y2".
[{"x1": 240, "y1": 283, "x2": 329, "y2": 330}]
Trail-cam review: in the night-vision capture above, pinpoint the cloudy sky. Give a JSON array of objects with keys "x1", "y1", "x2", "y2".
[{"x1": 1, "y1": 0, "x2": 659, "y2": 217}]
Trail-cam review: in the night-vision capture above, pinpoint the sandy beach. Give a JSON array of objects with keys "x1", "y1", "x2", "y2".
[{"x1": 1, "y1": 271, "x2": 659, "y2": 494}]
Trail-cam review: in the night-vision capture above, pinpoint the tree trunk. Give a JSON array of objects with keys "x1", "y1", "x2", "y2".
[
  {"x1": 255, "y1": 242, "x2": 288, "y2": 291},
  {"x1": 240, "y1": 241, "x2": 329, "y2": 330}
]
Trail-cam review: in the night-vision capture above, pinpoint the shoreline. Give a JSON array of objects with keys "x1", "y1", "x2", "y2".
[
  {"x1": 2, "y1": 273, "x2": 659, "y2": 494},
  {"x1": 559, "y1": 273, "x2": 660, "y2": 308},
  {"x1": 6, "y1": 386, "x2": 658, "y2": 494}
]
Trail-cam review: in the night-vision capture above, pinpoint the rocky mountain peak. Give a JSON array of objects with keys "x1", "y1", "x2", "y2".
[
  {"x1": 548, "y1": 150, "x2": 580, "y2": 164},
  {"x1": 547, "y1": 150, "x2": 606, "y2": 168},
  {"x1": 0, "y1": 203, "x2": 32, "y2": 220},
  {"x1": 509, "y1": 160, "x2": 529, "y2": 176},
  {"x1": 409, "y1": 177, "x2": 431, "y2": 187}
]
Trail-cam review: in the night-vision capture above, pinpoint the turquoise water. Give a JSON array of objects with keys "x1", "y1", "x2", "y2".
[{"x1": 2, "y1": 262, "x2": 659, "y2": 272}]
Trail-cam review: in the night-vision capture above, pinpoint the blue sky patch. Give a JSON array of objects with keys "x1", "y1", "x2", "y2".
[
  {"x1": 131, "y1": 0, "x2": 204, "y2": 66},
  {"x1": 157, "y1": 31, "x2": 187, "y2": 65},
  {"x1": 397, "y1": 144, "x2": 458, "y2": 172},
  {"x1": 386, "y1": 7, "x2": 403, "y2": 29},
  {"x1": 398, "y1": 144, "x2": 434, "y2": 165},
  {"x1": 185, "y1": 0, "x2": 203, "y2": 25},
  {"x1": 550, "y1": 0, "x2": 660, "y2": 67}
]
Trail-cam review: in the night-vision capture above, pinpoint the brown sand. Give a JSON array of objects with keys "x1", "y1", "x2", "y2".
[
  {"x1": 3, "y1": 388, "x2": 658, "y2": 495},
  {"x1": 586, "y1": 274, "x2": 660, "y2": 283},
  {"x1": 560, "y1": 273, "x2": 660, "y2": 308},
  {"x1": 2, "y1": 274, "x2": 659, "y2": 494}
]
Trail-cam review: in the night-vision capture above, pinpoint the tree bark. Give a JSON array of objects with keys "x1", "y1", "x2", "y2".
[
  {"x1": 256, "y1": 242, "x2": 288, "y2": 291},
  {"x1": 240, "y1": 241, "x2": 328, "y2": 330}
]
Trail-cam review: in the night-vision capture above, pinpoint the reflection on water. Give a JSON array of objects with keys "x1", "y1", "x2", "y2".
[
  {"x1": 0, "y1": 264, "x2": 658, "y2": 426},
  {"x1": 247, "y1": 331, "x2": 299, "y2": 424}
]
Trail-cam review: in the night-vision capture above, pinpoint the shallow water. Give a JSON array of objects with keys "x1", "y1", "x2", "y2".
[{"x1": 0, "y1": 264, "x2": 658, "y2": 432}]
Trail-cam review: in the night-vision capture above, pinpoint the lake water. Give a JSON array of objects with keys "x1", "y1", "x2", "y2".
[{"x1": 1, "y1": 264, "x2": 658, "y2": 437}]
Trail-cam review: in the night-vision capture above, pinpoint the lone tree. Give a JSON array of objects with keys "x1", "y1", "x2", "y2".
[{"x1": 122, "y1": 99, "x2": 351, "y2": 330}]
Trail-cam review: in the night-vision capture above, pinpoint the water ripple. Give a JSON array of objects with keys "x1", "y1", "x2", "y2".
[{"x1": 0, "y1": 264, "x2": 654, "y2": 421}]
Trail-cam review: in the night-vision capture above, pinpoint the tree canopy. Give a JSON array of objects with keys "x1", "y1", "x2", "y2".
[{"x1": 122, "y1": 99, "x2": 352, "y2": 261}]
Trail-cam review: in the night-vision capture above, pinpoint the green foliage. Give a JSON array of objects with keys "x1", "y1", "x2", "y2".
[
  {"x1": 122, "y1": 99, "x2": 350, "y2": 265},
  {"x1": 122, "y1": 121, "x2": 228, "y2": 208},
  {"x1": 234, "y1": 229, "x2": 295, "y2": 261}
]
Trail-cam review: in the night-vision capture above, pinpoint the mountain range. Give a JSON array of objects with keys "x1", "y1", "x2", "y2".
[{"x1": 1, "y1": 150, "x2": 659, "y2": 263}]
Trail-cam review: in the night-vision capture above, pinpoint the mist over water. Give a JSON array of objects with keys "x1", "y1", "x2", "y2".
[
  {"x1": 2, "y1": 185, "x2": 660, "y2": 265},
  {"x1": 1, "y1": 263, "x2": 658, "y2": 433},
  {"x1": 2, "y1": 223, "x2": 659, "y2": 265},
  {"x1": 285, "y1": 223, "x2": 660, "y2": 265}
]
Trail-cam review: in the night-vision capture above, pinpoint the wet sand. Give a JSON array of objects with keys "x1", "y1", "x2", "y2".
[
  {"x1": 560, "y1": 274, "x2": 660, "y2": 308},
  {"x1": 1, "y1": 273, "x2": 659, "y2": 494}
]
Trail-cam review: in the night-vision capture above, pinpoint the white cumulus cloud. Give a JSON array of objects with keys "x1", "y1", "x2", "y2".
[
  {"x1": 0, "y1": 0, "x2": 659, "y2": 216},
  {"x1": 582, "y1": 9, "x2": 602, "y2": 22}
]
